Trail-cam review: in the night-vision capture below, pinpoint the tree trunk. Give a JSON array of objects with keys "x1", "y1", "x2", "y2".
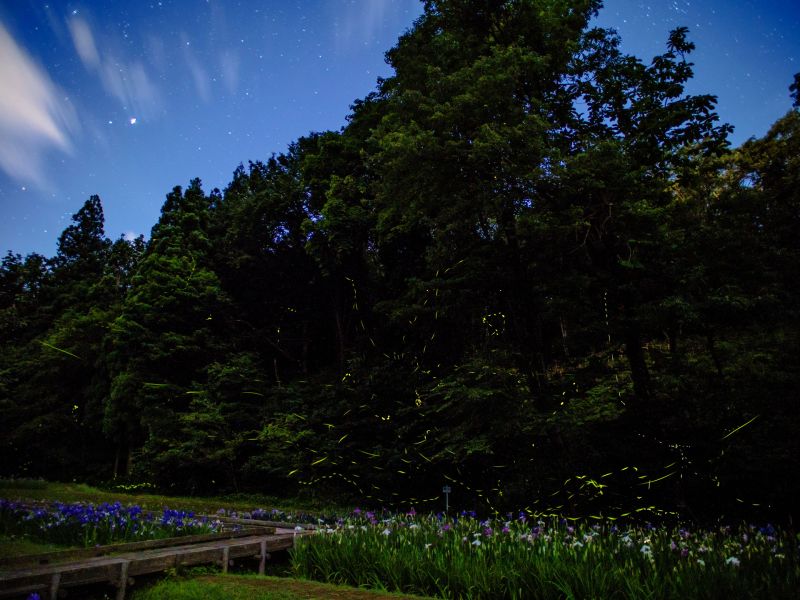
[
  {"x1": 273, "y1": 357, "x2": 282, "y2": 387},
  {"x1": 668, "y1": 326, "x2": 678, "y2": 357},
  {"x1": 334, "y1": 307, "x2": 345, "y2": 374},
  {"x1": 706, "y1": 330, "x2": 724, "y2": 378},
  {"x1": 301, "y1": 320, "x2": 309, "y2": 374},
  {"x1": 113, "y1": 443, "x2": 120, "y2": 479},
  {"x1": 623, "y1": 320, "x2": 651, "y2": 402},
  {"x1": 333, "y1": 279, "x2": 347, "y2": 374}
]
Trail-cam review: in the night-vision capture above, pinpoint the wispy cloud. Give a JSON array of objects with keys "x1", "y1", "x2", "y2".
[
  {"x1": 220, "y1": 50, "x2": 240, "y2": 96},
  {"x1": 68, "y1": 16, "x2": 161, "y2": 119},
  {"x1": 335, "y1": 0, "x2": 399, "y2": 54},
  {"x1": 182, "y1": 33, "x2": 211, "y2": 102},
  {"x1": 67, "y1": 17, "x2": 100, "y2": 68},
  {"x1": 0, "y1": 23, "x2": 76, "y2": 188}
]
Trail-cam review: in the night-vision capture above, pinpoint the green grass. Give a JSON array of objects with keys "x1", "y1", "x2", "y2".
[
  {"x1": 131, "y1": 578, "x2": 285, "y2": 600},
  {"x1": 0, "y1": 478, "x2": 48, "y2": 490},
  {"x1": 0, "y1": 479, "x2": 341, "y2": 518},
  {"x1": 0, "y1": 534, "x2": 70, "y2": 558},
  {"x1": 130, "y1": 574, "x2": 434, "y2": 600}
]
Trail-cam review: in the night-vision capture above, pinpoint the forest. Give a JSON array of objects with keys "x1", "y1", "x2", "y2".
[{"x1": 1, "y1": 0, "x2": 798, "y2": 524}]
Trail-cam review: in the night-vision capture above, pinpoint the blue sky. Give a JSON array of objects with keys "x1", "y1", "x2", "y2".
[{"x1": 1, "y1": 0, "x2": 798, "y2": 257}]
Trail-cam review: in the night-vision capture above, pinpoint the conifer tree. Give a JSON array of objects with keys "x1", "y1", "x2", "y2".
[{"x1": 106, "y1": 180, "x2": 233, "y2": 485}]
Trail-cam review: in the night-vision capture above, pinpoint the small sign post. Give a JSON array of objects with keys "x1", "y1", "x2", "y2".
[{"x1": 442, "y1": 485, "x2": 452, "y2": 514}]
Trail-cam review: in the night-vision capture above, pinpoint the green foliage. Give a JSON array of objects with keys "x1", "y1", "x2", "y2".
[
  {"x1": 0, "y1": 195, "x2": 121, "y2": 480},
  {"x1": 104, "y1": 179, "x2": 239, "y2": 488},
  {"x1": 1, "y1": 0, "x2": 798, "y2": 524},
  {"x1": 292, "y1": 514, "x2": 800, "y2": 600},
  {"x1": 0, "y1": 479, "x2": 340, "y2": 518}
]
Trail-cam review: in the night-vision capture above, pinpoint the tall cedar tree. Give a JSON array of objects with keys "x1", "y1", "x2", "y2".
[{"x1": 105, "y1": 180, "x2": 234, "y2": 488}]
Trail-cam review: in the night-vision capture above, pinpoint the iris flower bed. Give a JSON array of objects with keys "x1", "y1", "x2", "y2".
[
  {"x1": 291, "y1": 510, "x2": 800, "y2": 599},
  {"x1": 0, "y1": 499, "x2": 223, "y2": 547}
]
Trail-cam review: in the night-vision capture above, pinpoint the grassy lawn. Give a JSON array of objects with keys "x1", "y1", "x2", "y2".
[
  {"x1": 0, "y1": 478, "x2": 340, "y2": 518},
  {"x1": 131, "y1": 575, "x2": 434, "y2": 600},
  {"x1": 0, "y1": 534, "x2": 71, "y2": 559}
]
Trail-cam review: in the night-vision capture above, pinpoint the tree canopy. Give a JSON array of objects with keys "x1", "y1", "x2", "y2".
[{"x1": 1, "y1": 1, "x2": 798, "y2": 523}]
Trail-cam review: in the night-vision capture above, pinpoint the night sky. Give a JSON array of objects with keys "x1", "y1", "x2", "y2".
[{"x1": 1, "y1": 0, "x2": 798, "y2": 257}]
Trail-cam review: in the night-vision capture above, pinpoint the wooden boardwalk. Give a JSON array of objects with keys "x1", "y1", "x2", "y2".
[{"x1": 0, "y1": 527, "x2": 302, "y2": 600}]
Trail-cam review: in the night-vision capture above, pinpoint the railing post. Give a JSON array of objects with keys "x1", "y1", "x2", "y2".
[
  {"x1": 259, "y1": 540, "x2": 267, "y2": 575},
  {"x1": 116, "y1": 561, "x2": 130, "y2": 600},
  {"x1": 49, "y1": 572, "x2": 60, "y2": 600},
  {"x1": 222, "y1": 547, "x2": 230, "y2": 574}
]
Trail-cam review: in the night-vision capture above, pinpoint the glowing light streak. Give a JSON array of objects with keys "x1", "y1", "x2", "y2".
[
  {"x1": 40, "y1": 341, "x2": 81, "y2": 359},
  {"x1": 720, "y1": 415, "x2": 760, "y2": 441}
]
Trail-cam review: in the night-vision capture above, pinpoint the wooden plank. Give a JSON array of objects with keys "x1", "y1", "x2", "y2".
[
  {"x1": 1, "y1": 560, "x2": 129, "y2": 596},
  {"x1": 0, "y1": 583, "x2": 47, "y2": 599},
  {"x1": 0, "y1": 534, "x2": 296, "y2": 598},
  {"x1": 3, "y1": 557, "x2": 127, "y2": 578},
  {"x1": 121, "y1": 536, "x2": 295, "y2": 575},
  {"x1": 206, "y1": 515, "x2": 316, "y2": 530},
  {"x1": 0, "y1": 526, "x2": 275, "y2": 569}
]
